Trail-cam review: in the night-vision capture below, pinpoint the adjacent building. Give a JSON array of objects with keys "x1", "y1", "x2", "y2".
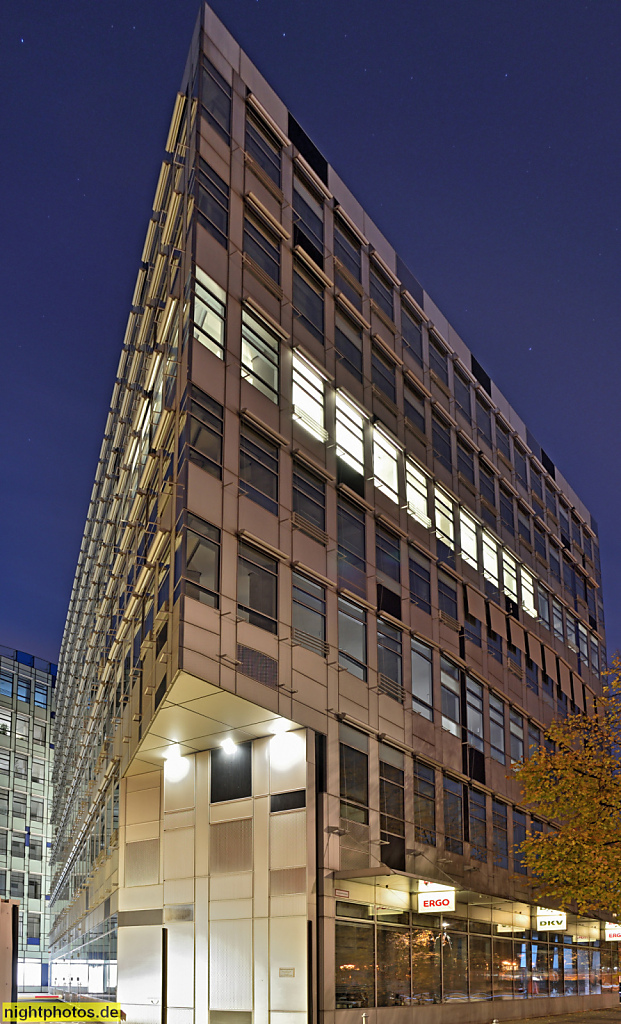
[
  {"x1": 0, "y1": 644, "x2": 55, "y2": 992},
  {"x1": 49, "y1": 6, "x2": 613, "y2": 1022}
]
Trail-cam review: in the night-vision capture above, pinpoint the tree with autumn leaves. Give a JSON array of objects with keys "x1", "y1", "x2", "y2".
[{"x1": 513, "y1": 657, "x2": 621, "y2": 918}]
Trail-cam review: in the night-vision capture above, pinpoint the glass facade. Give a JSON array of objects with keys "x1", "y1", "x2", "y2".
[{"x1": 335, "y1": 899, "x2": 619, "y2": 1007}]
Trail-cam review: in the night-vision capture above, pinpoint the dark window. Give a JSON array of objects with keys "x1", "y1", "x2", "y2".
[
  {"x1": 411, "y1": 638, "x2": 433, "y2": 720},
  {"x1": 197, "y1": 158, "x2": 229, "y2": 248},
  {"x1": 469, "y1": 789, "x2": 487, "y2": 862},
  {"x1": 377, "y1": 621, "x2": 402, "y2": 692},
  {"x1": 245, "y1": 111, "x2": 281, "y2": 186},
  {"x1": 211, "y1": 742, "x2": 252, "y2": 802},
  {"x1": 340, "y1": 730, "x2": 368, "y2": 822},
  {"x1": 432, "y1": 414, "x2": 452, "y2": 472},
  {"x1": 528, "y1": 723, "x2": 541, "y2": 754},
  {"x1": 201, "y1": 58, "x2": 231, "y2": 142},
  {"x1": 292, "y1": 572, "x2": 326, "y2": 653},
  {"x1": 28, "y1": 875, "x2": 41, "y2": 900},
  {"x1": 370, "y1": 264, "x2": 393, "y2": 320},
  {"x1": 185, "y1": 515, "x2": 220, "y2": 608},
  {"x1": 476, "y1": 397, "x2": 492, "y2": 447},
  {"x1": 11, "y1": 873, "x2": 24, "y2": 899},
  {"x1": 549, "y1": 542, "x2": 561, "y2": 580},
  {"x1": 489, "y1": 694, "x2": 505, "y2": 763},
  {"x1": 401, "y1": 306, "x2": 422, "y2": 365},
  {"x1": 27, "y1": 914, "x2": 40, "y2": 942},
  {"x1": 338, "y1": 597, "x2": 367, "y2": 680},
  {"x1": 496, "y1": 421, "x2": 511, "y2": 461},
  {"x1": 438, "y1": 571, "x2": 458, "y2": 620},
  {"x1": 443, "y1": 776, "x2": 463, "y2": 855},
  {"x1": 510, "y1": 709, "x2": 524, "y2": 763},
  {"x1": 188, "y1": 386, "x2": 223, "y2": 478},
  {"x1": 517, "y1": 506, "x2": 531, "y2": 544},
  {"x1": 499, "y1": 488, "x2": 514, "y2": 534},
  {"x1": 293, "y1": 266, "x2": 324, "y2": 342},
  {"x1": 404, "y1": 382, "x2": 425, "y2": 433},
  {"x1": 513, "y1": 810, "x2": 527, "y2": 874},
  {"x1": 0, "y1": 673, "x2": 11, "y2": 699},
  {"x1": 239, "y1": 425, "x2": 279, "y2": 515},
  {"x1": 270, "y1": 790, "x2": 305, "y2": 812},
  {"x1": 30, "y1": 797, "x2": 44, "y2": 826},
  {"x1": 534, "y1": 522, "x2": 547, "y2": 560},
  {"x1": 237, "y1": 543, "x2": 278, "y2": 633},
  {"x1": 12, "y1": 834, "x2": 24, "y2": 859},
  {"x1": 372, "y1": 346, "x2": 396, "y2": 404},
  {"x1": 334, "y1": 312, "x2": 363, "y2": 381},
  {"x1": 413, "y1": 760, "x2": 436, "y2": 844},
  {"x1": 243, "y1": 215, "x2": 280, "y2": 283},
  {"x1": 429, "y1": 337, "x2": 448, "y2": 386},
  {"x1": 293, "y1": 175, "x2": 324, "y2": 265},
  {"x1": 531, "y1": 464, "x2": 543, "y2": 501},
  {"x1": 409, "y1": 550, "x2": 431, "y2": 614},
  {"x1": 492, "y1": 800, "x2": 508, "y2": 869},
  {"x1": 457, "y1": 440, "x2": 474, "y2": 484},
  {"x1": 292, "y1": 462, "x2": 325, "y2": 534},
  {"x1": 337, "y1": 499, "x2": 366, "y2": 597},
  {"x1": 379, "y1": 752, "x2": 405, "y2": 869},
  {"x1": 464, "y1": 613, "x2": 481, "y2": 647},
  {"x1": 514, "y1": 445, "x2": 528, "y2": 489},
  {"x1": 525, "y1": 658, "x2": 539, "y2": 694},
  {"x1": 334, "y1": 220, "x2": 361, "y2": 280},
  {"x1": 376, "y1": 526, "x2": 400, "y2": 583},
  {"x1": 479, "y1": 462, "x2": 496, "y2": 508},
  {"x1": 545, "y1": 483, "x2": 557, "y2": 517},
  {"x1": 454, "y1": 369, "x2": 471, "y2": 421},
  {"x1": 32, "y1": 837, "x2": 45, "y2": 861},
  {"x1": 487, "y1": 628, "x2": 503, "y2": 664}
]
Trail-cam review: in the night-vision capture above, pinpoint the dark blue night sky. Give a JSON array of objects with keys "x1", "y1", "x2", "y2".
[{"x1": 1, "y1": 0, "x2": 620, "y2": 663}]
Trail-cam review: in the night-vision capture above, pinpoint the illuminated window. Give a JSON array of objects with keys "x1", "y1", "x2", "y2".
[
  {"x1": 434, "y1": 487, "x2": 454, "y2": 553},
  {"x1": 405, "y1": 459, "x2": 430, "y2": 527},
  {"x1": 502, "y1": 551, "x2": 518, "y2": 602},
  {"x1": 241, "y1": 309, "x2": 279, "y2": 402},
  {"x1": 336, "y1": 392, "x2": 365, "y2": 475},
  {"x1": 482, "y1": 532, "x2": 499, "y2": 588},
  {"x1": 520, "y1": 567, "x2": 536, "y2": 618},
  {"x1": 459, "y1": 509, "x2": 478, "y2": 569},
  {"x1": 292, "y1": 352, "x2": 326, "y2": 441},
  {"x1": 194, "y1": 267, "x2": 225, "y2": 358},
  {"x1": 441, "y1": 658, "x2": 461, "y2": 736},
  {"x1": 373, "y1": 428, "x2": 399, "y2": 502}
]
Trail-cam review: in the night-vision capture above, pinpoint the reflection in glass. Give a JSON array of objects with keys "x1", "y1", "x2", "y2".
[
  {"x1": 492, "y1": 938, "x2": 516, "y2": 999},
  {"x1": 469, "y1": 935, "x2": 492, "y2": 1000},
  {"x1": 411, "y1": 928, "x2": 441, "y2": 1004},
  {"x1": 377, "y1": 926, "x2": 410, "y2": 1006},
  {"x1": 335, "y1": 921, "x2": 374, "y2": 1008},
  {"x1": 443, "y1": 931, "x2": 468, "y2": 1001},
  {"x1": 564, "y1": 945, "x2": 577, "y2": 996}
]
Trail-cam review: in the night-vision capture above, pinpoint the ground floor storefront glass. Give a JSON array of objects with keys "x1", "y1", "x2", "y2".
[{"x1": 334, "y1": 899, "x2": 619, "y2": 1007}]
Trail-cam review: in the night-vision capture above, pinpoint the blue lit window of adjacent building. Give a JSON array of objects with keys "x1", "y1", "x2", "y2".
[
  {"x1": 17, "y1": 679, "x2": 30, "y2": 703},
  {"x1": 34, "y1": 684, "x2": 47, "y2": 709}
]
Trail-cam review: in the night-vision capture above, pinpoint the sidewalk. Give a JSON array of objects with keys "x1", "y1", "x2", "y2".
[{"x1": 520, "y1": 1009, "x2": 621, "y2": 1024}]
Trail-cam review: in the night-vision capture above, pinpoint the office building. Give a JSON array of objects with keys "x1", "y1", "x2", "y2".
[
  {"x1": 0, "y1": 644, "x2": 55, "y2": 992},
  {"x1": 49, "y1": 6, "x2": 612, "y2": 1021}
]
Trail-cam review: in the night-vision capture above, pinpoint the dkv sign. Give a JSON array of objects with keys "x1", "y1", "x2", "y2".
[{"x1": 417, "y1": 881, "x2": 456, "y2": 914}]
